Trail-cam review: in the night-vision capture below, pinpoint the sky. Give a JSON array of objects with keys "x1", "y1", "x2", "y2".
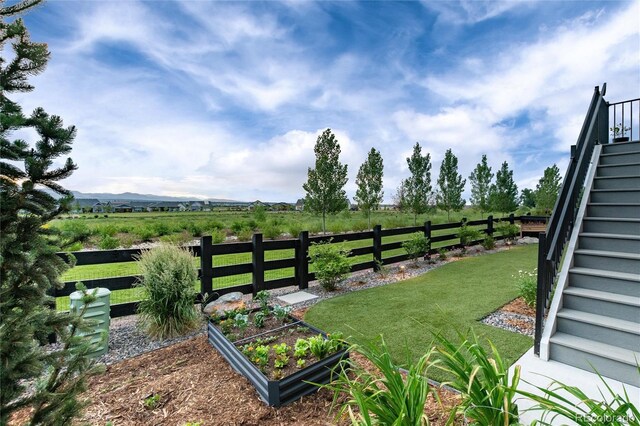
[{"x1": 11, "y1": 0, "x2": 640, "y2": 203}]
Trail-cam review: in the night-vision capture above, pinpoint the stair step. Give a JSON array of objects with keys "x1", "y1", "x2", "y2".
[
  {"x1": 596, "y1": 162, "x2": 640, "y2": 177},
  {"x1": 593, "y1": 175, "x2": 640, "y2": 189},
  {"x1": 587, "y1": 203, "x2": 640, "y2": 218},
  {"x1": 590, "y1": 189, "x2": 640, "y2": 203},
  {"x1": 569, "y1": 267, "x2": 640, "y2": 297},
  {"x1": 573, "y1": 249, "x2": 640, "y2": 275},
  {"x1": 599, "y1": 151, "x2": 640, "y2": 165},
  {"x1": 582, "y1": 217, "x2": 640, "y2": 235},
  {"x1": 564, "y1": 287, "x2": 640, "y2": 308},
  {"x1": 556, "y1": 309, "x2": 640, "y2": 351},
  {"x1": 602, "y1": 141, "x2": 640, "y2": 155},
  {"x1": 563, "y1": 287, "x2": 640, "y2": 321},
  {"x1": 578, "y1": 232, "x2": 640, "y2": 252},
  {"x1": 549, "y1": 333, "x2": 640, "y2": 386}
]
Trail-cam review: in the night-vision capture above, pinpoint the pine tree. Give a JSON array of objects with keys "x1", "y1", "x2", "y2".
[
  {"x1": 489, "y1": 161, "x2": 519, "y2": 215},
  {"x1": 436, "y1": 148, "x2": 466, "y2": 221},
  {"x1": 303, "y1": 129, "x2": 348, "y2": 233},
  {"x1": 535, "y1": 164, "x2": 561, "y2": 214},
  {"x1": 520, "y1": 188, "x2": 536, "y2": 209},
  {"x1": 354, "y1": 147, "x2": 384, "y2": 227},
  {"x1": 403, "y1": 143, "x2": 432, "y2": 225},
  {"x1": 469, "y1": 154, "x2": 494, "y2": 218},
  {"x1": 1, "y1": 3, "x2": 102, "y2": 423}
]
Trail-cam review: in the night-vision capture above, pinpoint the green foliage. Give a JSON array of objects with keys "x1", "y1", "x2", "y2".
[
  {"x1": 497, "y1": 223, "x2": 520, "y2": 242},
  {"x1": 481, "y1": 234, "x2": 496, "y2": 250},
  {"x1": 135, "y1": 245, "x2": 200, "y2": 339},
  {"x1": 136, "y1": 226, "x2": 155, "y2": 241},
  {"x1": 434, "y1": 331, "x2": 521, "y2": 426},
  {"x1": 272, "y1": 305, "x2": 292, "y2": 322},
  {"x1": 273, "y1": 343, "x2": 290, "y2": 369},
  {"x1": 516, "y1": 369, "x2": 640, "y2": 425},
  {"x1": 438, "y1": 248, "x2": 447, "y2": 261},
  {"x1": 515, "y1": 269, "x2": 537, "y2": 307},
  {"x1": 457, "y1": 225, "x2": 482, "y2": 248},
  {"x1": 60, "y1": 220, "x2": 93, "y2": 244},
  {"x1": 233, "y1": 313, "x2": 249, "y2": 335},
  {"x1": 253, "y1": 290, "x2": 270, "y2": 313},
  {"x1": 253, "y1": 203, "x2": 267, "y2": 223},
  {"x1": 261, "y1": 221, "x2": 281, "y2": 239},
  {"x1": 436, "y1": 148, "x2": 466, "y2": 221},
  {"x1": 288, "y1": 222, "x2": 303, "y2": 238},
  {"x1": 253, "y1": 311, "x2": 266, "y2": 328},
  {"x1": 469, "y1": 154, "x2": 494, "y2": 218},
  {"x1": 324, "y1": 337, "x2": 433, "y2": 426},
  {"x1": 1, "y1": 7, "x2": 102, "y2": 423},
  {"x1": 535, "y1": 164, "x2": 561, "y2": 215},
  {"x1": 210, "y1": 228, "x2": 226, "y2": 244},
  {"x1": 296, "y1": 359, "x2": 306, "y2": 368},
  {"x1": 144, "y1": 394, "x2": 161, "y2": 409},
  {"x1": 354, "y1": 147, "x2": 384, "y2": 227},
  {"x1": 309, "y1": 240, "x2": 351, "y2": 291},
  {"x1": 402, "y1": 232, "x2": 429, "y2": 264},
  {"x1": 303, "y1": 128, "x2": 349, "y2": 233},
  {"x1": 520, "y1": 188, "x2": 536, "y2": 209},
  {"x1": 403, "y1": 143, "x2": 433, "y2": 224},
  {"x1": 237, "y1": 228, "x2": 253, "y2": 241},
  {"x1": 610, "y1": 122, "x2": 631, "y2": 138},
  {"x1": 98, "y1": 234, "x2": 120, "y2": 250},
  {"x1": 294, "y1": 338, "x2": 310, "y2": 358},
  {"x1": 307, "y1": 333, "x2": 343, "y2": 359},
  {"x1": 490, "y1": 161, "x2": 519, "y2": 214}
]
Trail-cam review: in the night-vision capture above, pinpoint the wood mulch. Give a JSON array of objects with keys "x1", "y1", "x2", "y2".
[
  {"x1": 63, "y1": 335, "x2": 461, "y2": 425},
  {"x1": 499, "y1": 297, "x2": 536, "y2": 318}
]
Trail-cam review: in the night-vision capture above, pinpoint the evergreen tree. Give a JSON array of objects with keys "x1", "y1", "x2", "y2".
[
  {"x1": 520, "y1": 188, "x2": 536, "y2": 209},
  {"x1": 302, "y1": 129, "x2": 348, "y2": 233},
  {"x1": 436, "y1": 148, "x2": 466, "y2": 221},
  {"x1": 354, "y1": 147, "x2": 384, "y2": 227},
  {"x1": 1, "y1": 3, "x2": 102, "y2": 423},
  {"x1": 535, "y1": 164, "x2": 562, "y2": 214},
  {"x1": 489, "y1": 161, "x2": 519, "y2": 215},
  {"x1": 468, "y1": 154, "x2": 494, "y2": 218},
  {"x1": 403, "y1": 143, "x2": 432, "y2": 225}
]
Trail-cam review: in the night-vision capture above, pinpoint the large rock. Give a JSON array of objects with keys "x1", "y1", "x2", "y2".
[{"x1": 203, "y1": 292, "x2": 246, "y2": 316}]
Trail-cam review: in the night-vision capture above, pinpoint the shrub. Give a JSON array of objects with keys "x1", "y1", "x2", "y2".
[
  {"x1": 59, "y1": 220, "x2": 93, "y2": 243},
  {"x1": 98, "y1": 235, "x2": 120, "y2": 250},
  {"x1": 288, "y1": 222, "x2": 303, "y2": 238},
  {"x1": 160, "y1": 232, "x2": 192, "y2": 245},
  {"x1": 262, "y1": 222, "x2": 281, "y2": 240},
  {"x1": 438, "y1": 248, "x2": 447, "y2": 261},
  {"x1": 136, "y1": 226, "x2": 155, "y2": 242},
  {"x1": 135, "y1": 245, "x2": 200, "y2": 339},
  {"x1": 351, "y1": 220, "x2": 369, "y2": 232},
  {"x1": 497, "y1": 223, "x2": 519, "y2": 243},
  {"x1": 187, "y1": 222, "x2": 203, "y2": 237},
  {"x1": 402, "y1": 232, "x2": 429, "y2": 264},
  {"x1": 210, "y1": 228, "x2": 226, "y2": 244},
  {"x1": 309, "y1": 240, "x2": 351, "y2": 291},
  {"x1": 457, "y1": 225, "x2": 482, "y2": 250},
  {"x1": 324, "y1": 337, "x2": 433, "y2": 426},
  {"x1": 237, "y1": 228, "x2": 253, "y2": 242},
  {"x1": 205, "y1": 219, "x2": 224, "y2": 230},
  {"x1": 97, "y1": 224, "x2": 118, "y2": 238},
  {"x1": 434, "y1": 331, "x2": 521, "y2": 426},
  {"x1": 482, "y1": 234, "x2": 496, "y2": 250},
  {"x1": 152, "y1": 222, "x2": 171, "y2": 236},
  {"x1": 515, "y1": 268, "x2": 537, "y2": 307},
  {"x1": 328, "y1": 221, "x2": 347, "y2": 234}
]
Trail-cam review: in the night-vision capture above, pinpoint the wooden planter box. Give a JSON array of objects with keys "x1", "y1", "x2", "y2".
[{"x1": 208, "y1": 315, "x2": 348, "y2": 407}]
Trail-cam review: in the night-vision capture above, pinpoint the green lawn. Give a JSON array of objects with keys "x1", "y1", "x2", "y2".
[{"x1": 304, "y1": 244, "x2": 537, "y2": 383}]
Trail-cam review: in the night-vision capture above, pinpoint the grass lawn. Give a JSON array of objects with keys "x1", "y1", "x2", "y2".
[{"x1": 304, "y1": 244, "x2": 537, "y2": 383}]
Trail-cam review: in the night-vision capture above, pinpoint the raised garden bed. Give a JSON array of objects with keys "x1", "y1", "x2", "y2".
[{"x1": 208, "y1": 307, "x2": 348, "y2": 406}]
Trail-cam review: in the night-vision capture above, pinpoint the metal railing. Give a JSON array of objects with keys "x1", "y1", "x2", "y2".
[
  {"x1": 609, "y1": 96, "x2": 640, "y2": 143},
  {"x1": 534, "y1": 84, "x2": 609, "y2": 355}
]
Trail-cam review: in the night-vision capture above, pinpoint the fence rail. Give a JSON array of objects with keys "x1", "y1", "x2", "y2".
[{"x1": 54, "y1": 213, "x2": 541, "y2": 318}]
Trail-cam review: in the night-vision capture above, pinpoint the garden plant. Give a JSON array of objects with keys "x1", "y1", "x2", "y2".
[{"x1": 309, "y1": 239, "x2": 352, "y2": 291}]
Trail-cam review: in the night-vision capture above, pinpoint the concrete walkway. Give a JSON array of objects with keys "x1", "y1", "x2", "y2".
[{"x1": 511, "y1": 348, "x2": 640, "y2": 425}]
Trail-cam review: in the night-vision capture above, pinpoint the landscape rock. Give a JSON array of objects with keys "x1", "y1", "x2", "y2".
[{"x1": 203, "y1": 292, "x2": 246, "y2": 316}]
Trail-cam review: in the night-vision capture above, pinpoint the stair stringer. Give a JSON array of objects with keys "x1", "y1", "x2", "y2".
[{"x1": 540, "y1": 144, "x2": 603, "y2": 361}]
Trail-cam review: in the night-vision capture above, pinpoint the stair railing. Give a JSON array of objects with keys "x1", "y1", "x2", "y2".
[
  {"x1": 534, "y1": 85, "x2": 609, "y2": 355},
  {"x1": 609, "y1": 96, "x2": 640, "y2": 143}
]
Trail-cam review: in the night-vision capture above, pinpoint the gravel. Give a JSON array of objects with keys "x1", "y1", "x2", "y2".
[{"x1": 77, "y1": 239, "x2": 535, "y2": 366}]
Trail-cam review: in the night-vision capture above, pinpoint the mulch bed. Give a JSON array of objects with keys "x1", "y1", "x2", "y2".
[
  {"x1": 70, "y1": 335, "x2": 461, "y2": 425},
  {"x1": 499, "y1": 297, "x2": 536, "y2": 318}
]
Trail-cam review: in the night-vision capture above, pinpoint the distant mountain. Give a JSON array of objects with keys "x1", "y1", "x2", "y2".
[{"x1": 70, "y1": 191, "x2": 241, "y2": 203}]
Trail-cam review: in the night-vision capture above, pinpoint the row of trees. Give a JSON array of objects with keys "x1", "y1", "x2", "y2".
[{"x1": 303, "y1": 130, "x2": 563, "y2": 231}]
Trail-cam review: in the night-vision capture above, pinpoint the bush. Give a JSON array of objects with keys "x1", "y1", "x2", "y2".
[
  {"x1": 438, "y1": 248, "x2": 447, "y2": 261},
  {"x1": 151, "y1": 222, "x2": 171, "y2": 236},
  {"x1": 434, "y1": 331, "x2": 521, "y2": 426},
  {"x1": 98, "y1": 235, "x2": 120, "y2": 250},
  {"x1": 515, "y1": 268, "x2": 537, "y2": 307},
  {"x1": 262, "y1": 222, "x2": 281, "y2": 240},
  {"x1": 481, "y1": 234, "x2": 496, "y2": 250},
  {"x1": 309, "y1": 240, "x2": 351, "y2": 291},
  {"x1": 324, "y1": 337, "x2": 433, "y2": 425},
  {"x1": 97, "y1": 224, "x2": 118, "y2": 238},
  {"x1": 135, "y1": 245, "x2": 199, "y2": 339},
  {"x1": 351, "y1": 220, "x2": 369, "y2": 232},
  {"x1": 328, "y1": 221, "x2": 347, "y2": 234},
  {"x1": 205, "y1": 219, "x2": 224, "y2": 230},
  {"x1": 402, "y1": 232, "x2": 429, "y2": 264},
  {"x1": 288, "y1": 222, "x2": 303, "y2": 238},
  {"x1": 237, "y1": 228, "x2": 253, "y2": 242},
  {"x1": 210, "y1": 228, "x2": 226, "y2": 244},
  {"x1": 497, "y1": 223, "x2": 519, "y2": 242},
  {"x1": 187, "y1": 222, "x2": 203, "y2": 237},
  {"x1": 59, "y1": 220, "x2": 93, "y2": 243},
  {"x1": 457, "y1": 225, "x2": 482, "y2": 250},
  {"x1": 136, "y1": 226, "x2": 155, "y2": 242}
]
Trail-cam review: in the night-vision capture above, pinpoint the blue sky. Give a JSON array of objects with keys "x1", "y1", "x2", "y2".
[{"x1": 15, "y1": 0, "x2": 640, "y2": 202}]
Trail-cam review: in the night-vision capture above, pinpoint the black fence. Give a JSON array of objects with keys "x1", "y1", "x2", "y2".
[{"x1": 54, "y1": 214, "x2": 542, "y2": 318}]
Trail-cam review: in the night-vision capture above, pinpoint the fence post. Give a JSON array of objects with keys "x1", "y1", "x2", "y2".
[
  {"x1": 423, "y1": 221, "x2": 432, "y2": 255},
  {"x1": 487, "y1": 215, "x2": 494, "y2": 235},
  {"x1": 373, "y1": 225, "x2": 382, "y2": 271},
  {"x1": 252, "y1": 233, "x2": 264, "y2": 296},
  {"x1": 296, "y1": 231, "x2": 309, "y2": 290},
  {"x1": 200, "y1": 235, "x2": 213, "y2": 297},
  {"x1": 534, "y1": 232, "x2": 547, "y2": 356},
  {"x1": 509, "y1": 213, "x2": 515, "y2": 225}
]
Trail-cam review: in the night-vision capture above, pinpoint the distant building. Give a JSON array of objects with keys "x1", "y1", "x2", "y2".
[{"x1": 295, "y1": 199, "x2": 305, "y2": 211}]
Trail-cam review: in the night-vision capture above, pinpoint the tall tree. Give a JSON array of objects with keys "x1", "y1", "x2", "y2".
[
  {"x1": 436, "y1": 149, "x2": 466, "y2": 221},
  {"x1": 535, "y1": 164, "x2": 562, "y2": 214},
  {"x1": 303, "y1": 129, "x2": 348, "y2": 233},
  {"x1": 469, "y1": 154, "x2": 494, "y2": 218},
  {"x1": 1, "y1": 3, "x2": 102, "y2": 423},
  {"x1": 354, "y1": 147, "x2": 384, "y2": 227},
  {"x1": 403, "y1": 143, "x2": 432, "y2": 225},
  {"x1": 489, "y1": 161, "x2": 519, "y2": 215},
  {"x1": 393, "y1": 179, "x2": 408, "y2": 212},
  {"x1": 520, "y1": 188, "x2": 536, "y2": 209}
]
